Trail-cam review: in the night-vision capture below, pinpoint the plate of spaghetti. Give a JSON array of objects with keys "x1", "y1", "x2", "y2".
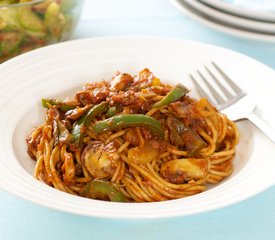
[{"x1": 0, "y1": 37, "x2": 275, "y2": 218}]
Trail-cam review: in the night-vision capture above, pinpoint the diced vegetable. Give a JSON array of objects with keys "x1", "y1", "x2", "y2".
[
  {"x1": 44, "y1": 2, "x2": 65, "y2": 38},
  {"x1": 93, "y1": 114, "x2": 164, "y2": 138},
  {"x1": 0, "y1": 7, "x2": 19, "y2": 29},
  {"x1": 17, "y1": 6, "x2": 46, "y2": 37},
  {"x1": 0, "y1": 31, "x2": 24, "y2": 55}
]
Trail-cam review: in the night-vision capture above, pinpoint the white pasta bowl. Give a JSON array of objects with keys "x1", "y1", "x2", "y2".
[{"x1": 0, "y1": 37, "x2": 275, "y2": 219}]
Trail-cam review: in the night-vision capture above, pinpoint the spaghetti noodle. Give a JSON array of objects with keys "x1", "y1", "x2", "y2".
[{"x1": 26, "y1": 69, "x2": 239, "y2": 202}]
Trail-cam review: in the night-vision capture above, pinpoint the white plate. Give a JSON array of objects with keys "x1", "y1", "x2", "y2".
[
  {"x1": 200, "y1": 0, "x2": 275, "y2": 22},
  {"x1": 0, "y1": 37, "x2": 275, "y2": 219},
  {"x1": 171, "y1": 0, "x2": 275, "y2": 42},
  {"x1": 186, "y1": 0, "x2": 275, "y2": 34}
]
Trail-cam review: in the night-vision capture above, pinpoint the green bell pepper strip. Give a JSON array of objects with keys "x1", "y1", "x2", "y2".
[
  {"x1": 105, "y1": 105, "x2": 123, "y2": 118},
  {"x1": 153, "y1": 84, "x2": 189, "y2": 108},
  {"x1": 42, "y1": 98, "x2": 77, "y2": 111},
  {"x1": 93, "y1": 114, "x2": 164, "y2": 138},
  {"x1": 72, "y1": 102, "x2": 108, "y2": 146},
  {"x1": 80, "y1": 180, "x2": 128, "y2": 202}
]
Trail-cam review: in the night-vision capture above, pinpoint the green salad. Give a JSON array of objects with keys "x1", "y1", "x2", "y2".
[{"x1": 0, "y1": 0, "x2": 81, "y2": 62}]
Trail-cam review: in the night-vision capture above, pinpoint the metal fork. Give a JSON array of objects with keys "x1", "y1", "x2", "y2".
[{"x1": 190, "y1": 61, "x2": 275, "y2": 143}]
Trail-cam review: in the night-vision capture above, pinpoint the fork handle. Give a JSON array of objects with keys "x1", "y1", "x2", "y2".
[{"x1": 247, "y1": 113, "x2": 275, "y2": 144}]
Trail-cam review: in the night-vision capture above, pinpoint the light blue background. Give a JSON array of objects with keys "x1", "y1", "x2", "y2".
[{"x1": 1, "y1": 1, "x2": 275, "y2": 239}]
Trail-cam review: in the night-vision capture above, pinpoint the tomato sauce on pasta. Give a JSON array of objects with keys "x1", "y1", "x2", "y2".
[{"x1": 26, "y1": 69, "x2": 239, "y2": 202}]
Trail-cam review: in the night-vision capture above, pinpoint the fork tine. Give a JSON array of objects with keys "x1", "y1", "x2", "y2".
[
  {"x1": 190, "y1": 74, "x2": 216, "y2": 105},
  {"x1": 190, "y1": 74, "x2": 208, "y2": 97},
  {"x1": 211, "y1": 61, "x2": 244, "y2": 94},
  {"x1": 196, "y1": 70, "x2": 225, "y2": 104},
  {"x1": 204, "y1": 66, "x2": 234, "y2": 99}
]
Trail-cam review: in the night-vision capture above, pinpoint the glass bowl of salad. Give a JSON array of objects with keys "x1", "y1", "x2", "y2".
[{"x1": 0, "y1": 0, "x2": 84, "y2": 63}]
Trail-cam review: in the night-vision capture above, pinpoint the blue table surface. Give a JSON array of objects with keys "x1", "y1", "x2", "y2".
[{"x1": 1, "y1": 1, "x2": 275, "y2": 239}]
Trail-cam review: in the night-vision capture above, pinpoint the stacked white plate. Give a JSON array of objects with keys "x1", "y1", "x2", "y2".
[{"x1": 171, "y1": 0, "x2": 275, "y2": 42}]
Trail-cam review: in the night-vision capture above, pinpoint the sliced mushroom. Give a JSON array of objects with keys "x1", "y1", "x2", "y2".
[
  {"x1": 127, "y1": 140, "x2": 159, "y2": 164},
  {"x1": 160, "y1": 158, "x2": 208, "y2": 184},
  {"x1": 82, "y1": 141, "x2": 119, "y2": 179}
]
